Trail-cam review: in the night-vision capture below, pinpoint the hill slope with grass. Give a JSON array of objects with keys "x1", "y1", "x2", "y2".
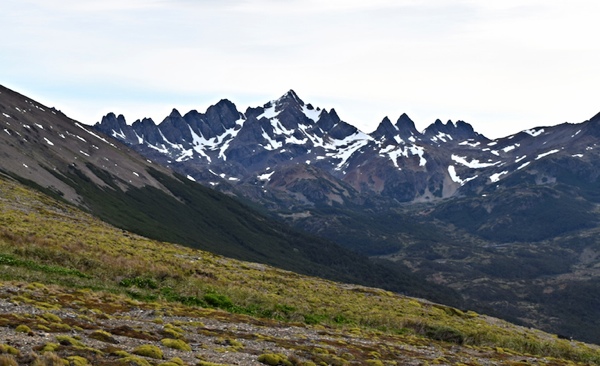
[
  {"x1": 1, "y1": 174, "x2": 600, "y2": 365},
  {"x1": 0, "y1": 83, "x2": 459, "y2": 307}
]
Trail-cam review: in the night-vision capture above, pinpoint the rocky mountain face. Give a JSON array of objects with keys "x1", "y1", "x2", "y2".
[
  {"x1": 94, "y1": 90, "x2": 600, "y2": 208},
  {"x1": 0, "y1": 85, "x2": 176, "y2": 206},
  {"x1": 95, "y1": 90, "x2": 600, "y2": 343}
]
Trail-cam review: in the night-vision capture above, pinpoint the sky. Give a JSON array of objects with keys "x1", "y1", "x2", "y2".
[{"x1": 2, "y1": 0, "x2": 599, "y2": 139}]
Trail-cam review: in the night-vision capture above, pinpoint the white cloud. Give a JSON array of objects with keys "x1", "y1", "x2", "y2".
[{"x1": 2, "y1": 1, "x2": 599, "y2": 137}]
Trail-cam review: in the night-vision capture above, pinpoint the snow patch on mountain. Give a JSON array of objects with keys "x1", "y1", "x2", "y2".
[
  {"x1": 459, "y1": 140, "x2": 480, "y2": 147},
  {"x1": 302, "y1": 105, "x2": 321, "y2": 122},
  {"x1": 525, "y1": 128, "x2": 545, "y2": 137},
  {"x1": 112, "y1": 129, "x2": 126, "y2": 139},
  {"x1": 176, "y1": 149, "x2": 194, "y2": 162},
  {"x1": 517, "y1": 161, "x2": 531, "y2": 170},
  {"x1": 271, "y1": 118, "x2": 295, "y2": 136},
  {"x1": 490, "y1": 171, "x2": 508, "y2": 183},
  {"x1": 536, "y1": 149, "x2": 560, "y2": 160},
  {"x1": 75, "y1": 123, "x2": 117, "y2": 148},
  {"x1": 378, "y1": 143, "x2": 426, "y2": 168},
  {"x1": 431, "y1": 132, "x2": 453, "y2": 143},
  {"x1": 258, "y1": 105, "x2": 279, "y2": 119},
  {"x1": 188, "y1": 126, "x2": 212, "y2": 163},
  {"x1": 409, "y1": 146, "x2": 427, "y2": 166},
  {"x1": 322, "y1": 132, "x2": 372, "y2": 170},
  {"x1": 384, "y1": 148, "x2": 405, "y2": 169},
  {"x1": 258, "y1": 171, "x2": 275, "y2": 181},
  {"x1": 448, "y1": 165, "x2": 478, "y2": 185},
  {"x1": 451, "y1": 155, "x2": 499, "y2": 169},
  {"x1": 146, "y1": 142, "x2": 169, "y2": 154},
  {"x1": 261, "y1": 128, "x2": 283, "y2": 151}
]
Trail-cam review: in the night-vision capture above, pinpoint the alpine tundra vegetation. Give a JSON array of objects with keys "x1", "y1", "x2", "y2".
[{"x1": 1, "y1": 172, "x2": 600, "y2": 365}]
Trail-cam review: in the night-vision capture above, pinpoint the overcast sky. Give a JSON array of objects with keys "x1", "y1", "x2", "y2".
[{"x1": 3, "y1": 0, "x2": 599, "y2": 138}]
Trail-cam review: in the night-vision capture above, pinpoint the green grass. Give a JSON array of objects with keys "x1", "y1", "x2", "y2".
[
  {"x1": 0, "y1": 253, "x2": 89, "y2": 279},
  {"x1": 1, "y1": 176, "x2": 600, "y2": 364},
  {"x1": 38, "y1": 163, "x2": 461, "y2": 309}
]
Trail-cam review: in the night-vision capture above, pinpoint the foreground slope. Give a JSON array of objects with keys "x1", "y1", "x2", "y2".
[
  {"x1": 1, "y1": 176, "x2": 600, "y2": 365},
  {"x1": 0, "y1": 83, "x2": 458, "y2": 306}
]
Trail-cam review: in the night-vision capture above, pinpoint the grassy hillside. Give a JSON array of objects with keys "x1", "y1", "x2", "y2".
[
  {"x1": 29, "y1": 163, "x2": 459, "y2": 307},
  {"x1": 1, "y1": 176, "x2": 600, "y2": 365}
]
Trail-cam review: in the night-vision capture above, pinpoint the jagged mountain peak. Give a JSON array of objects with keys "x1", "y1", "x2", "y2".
[
  {"x1": 371, "y1": 113, "x2": 419, "y2": 143},
  {"x1": 168, "y1": 108, "x2": 183, "y2": 119},
  {"x1": 277, "y1": 89, "x2": 304, "y2": 106},
  {"x1": 395, "y1": 113, "x2": 419, "y2": 138},
  {"x1": 132, "y1": 117, "x2": 157, "y2": 127},
  {"x1": 259, "y1": 90, "x2": 306, "y2": 116},
  {"x1": 371, "y1": 116, "x2": 397, "y2": 141},
  {"x1": 99, "y1": 112, "x2": 127, "y2": 130},
  {"x1": 422, "y1": 118, "x2": 482, "y2": 143}
]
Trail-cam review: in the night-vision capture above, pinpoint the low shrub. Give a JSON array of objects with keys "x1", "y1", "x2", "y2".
[
  {"x1": 160, "y1": 338, "x2": 191, "y2": 352},
  {"x1": 89, "y1": 329, "x2": 118, "y2": 344},
  {"x1": 0, "y1": 345, "x2": 19, "y2": 356},
  {"x1": 117, "y1": 355, "x2": 151, "y2": 366},
  {"x1": 203, "y1": 292, "x2": 233, "y2": 309},
  {"x1": 258, "y1": 353, "x2": 292, "y2": 366},
  {"x1": 66, "y1": 356, "x2": 89, "y2": 366},
  {"x1": 0, "y1": 354, "x2": 17, "y2": 366},
  {"x1": 132, "y1": 345, "x2": 164, "y2": 360},
  {"x1": 32, "y1": 352, "x2": 64, "y2": 366},
  {"x1": 15, "y1": 324, "x2": 31, "y2": 333}
]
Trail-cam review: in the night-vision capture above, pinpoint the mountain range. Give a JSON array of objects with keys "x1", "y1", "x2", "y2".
[
  {"x1": 2, "y1": 83, "x2": 600, "y2": 344},
  {"x1": 94, "y1": 89, "x2": 600, "y2": 343},
  {"x1": 94, "y1": 89, "x2": 600, "y2": 207}
]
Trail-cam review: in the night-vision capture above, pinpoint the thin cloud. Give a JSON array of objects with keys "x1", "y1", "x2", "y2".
[{"x1": 1, "y1": 1, "x2": 599, "y2": 138}]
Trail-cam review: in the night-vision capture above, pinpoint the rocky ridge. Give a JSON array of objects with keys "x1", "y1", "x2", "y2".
[{"x1": 94, "y1": 90, "x2": 600, "y2": 207}]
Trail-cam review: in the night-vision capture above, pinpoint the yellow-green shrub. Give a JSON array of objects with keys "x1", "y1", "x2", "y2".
[
  {"x1": 0, "y1": 354, "x2": 17, "y2": 366},
  {"x1": 0, "y1": 345, "x2": 19, "y2": 356},
  {"x1": 132, "y1": 345, "x2": 164, "y2": 360},
  {"x1": 15, "y1": 324, "x2": 31, "y2": 333},
  {"x1": 258, "y1": 353, "x2": 292, "y2": 366},
  {"x1": 161, "y1": 338, "x2": 191, "y2": 352},
  {"x1": 66, "y1": 356, "x2": 89, "y2": 366}
]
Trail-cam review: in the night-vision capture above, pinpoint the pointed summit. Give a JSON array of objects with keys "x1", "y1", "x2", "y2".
[
  {"x1": 168, "y1": 108, "x2": 182, "y2": 119},
  {"x1": 97, "y1": 112, "x2": 127, "y2": 130},
  {"x1": 371, "y1": 117, "x2": 397, "y2": 141},
  {"x1": 371, "y1": 113, "x2": 419, "y2": 144},
  {"x1": 423, "y1": 119, "x2": 485, "y2": 142},
  {"x1": 395, "y1": 113, "x2": 419, "y2": 140},
  {"x1": 275, "y1": 89, "x2": 305, "y2": 109},
  {"x1": 395, "y1": 113, "x2": 415, "y2": 130}
]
